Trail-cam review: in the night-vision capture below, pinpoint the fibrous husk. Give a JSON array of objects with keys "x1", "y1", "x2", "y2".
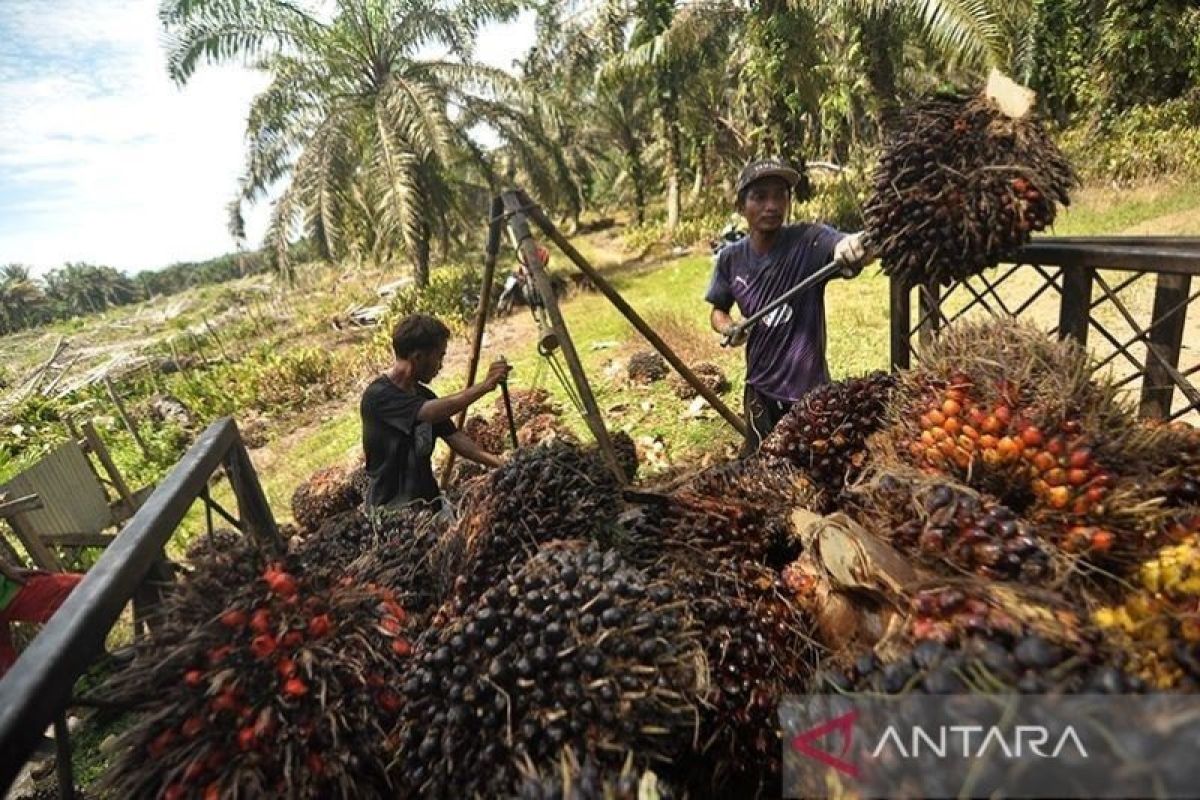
[
  {"x1": 679, "y1": 455, "x2": 824, "y2": 513},
  {"x1": 390, "y1": 541, "x2": 704, "y2": 798},
  {"x1": 670, "y1": 362, "x2": 730, "y2": 400},
  {"x1": 96, "y1": 539, "x2": 414, "y2": 799},
  {"x1": 290, "y1": 464, "x2": 362, "y2": 533},
  {"x1": 865, "y1": 82, "x2": 1076, "y2": 287},
  {"x1": 761, "y1": 372, "x2": 896, "y2": 504}
]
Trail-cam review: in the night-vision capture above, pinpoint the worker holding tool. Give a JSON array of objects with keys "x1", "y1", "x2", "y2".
[
  {"x1": 360, "y1": 314, "x2": 511, "y2": 511},
  {"x1": 706, "y1": 158, "x2": 873, "y2": 454}
]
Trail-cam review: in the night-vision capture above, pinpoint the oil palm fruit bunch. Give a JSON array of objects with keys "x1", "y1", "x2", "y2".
[
  {"x1": 868, "y1": 475, "x2": 1053, "y2": 581},
  {"x1": 344, "y1": 503, "x2": 448, "y2": 615},
  {"x1": 290, "y1": 464, "x2": 361, "y2": 532},
  {"x1": 682, "y1": 455, "x2": 823, "y2": 513},
  {"x1": 607, "y1": 430, "x2": 639, "y2": 482},
  {"x1": 517, "y1": 413, "x2": 577, "y2": 449},
  {"x1": 761, "y1": 372, "x2": 895, "y2": 497},
  {"x1": 818, "y1": 634, "x2": 1143, "y2": 695},
  {"x1": 626, "y1": 350, "x2": 668, "y2": 384},
  {"x1": 184, "y1": 528, "x2": 244, "y2": 564},
  {"x1": 1094, "y1": 534, "x2": 1200, "y2": 689},
  {"x1": 98, "y1": 545, "x2": 414, "y2": 799},
  {"x1": 670, "y1": 361, "x2": 730, "y2": 400},
  {"x1": 905, "y1": 583, "x2": 1084, "y2": 652},
  {"x1": 501, "y1": 387, "x2": 561, "y2": 427},
  {"x1": 441, "y1": 441, "x2": 622, "y2": 608},
  {"x1": 390, "y1": 542, "x2": 703, "y2": 798},
  {"x1": 292, "y1": 508, "x2": 382, "y2": 575},
  {"x1": 864, "y1": 85, "x2": 1075, "y2": 287},
  {"x1": 512, "y1": 749, "x2": 672, "y2": 800}
]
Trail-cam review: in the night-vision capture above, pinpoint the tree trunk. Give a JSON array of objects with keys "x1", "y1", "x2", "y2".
[
  {"x1": 689, "y1": 141, "x2": 705, "y2": 204},
  {"x1": 859, "y1": 10, "x2": 899, "y2": 131},
  {"x1": 663, "y1": 95, "x2": 682, "y2": 231},
  {"x1": 413, "y1": 221, "x2": 431, "y2": 288}
]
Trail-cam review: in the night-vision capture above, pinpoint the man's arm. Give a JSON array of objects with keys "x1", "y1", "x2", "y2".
[
  {"x1": 0, "y1": 558, "x2": 27, "y2": 584},
  {"x1": 416, "y1": 360, "x2": 511, "y2": 424},
  {"x1": 445, "y1": 430, "x2": 504, "y2": 468}
]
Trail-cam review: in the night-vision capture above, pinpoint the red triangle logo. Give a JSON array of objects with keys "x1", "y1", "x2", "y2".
[{"x1": 790, "y1": 709, "x2": 860, "y2": 778}]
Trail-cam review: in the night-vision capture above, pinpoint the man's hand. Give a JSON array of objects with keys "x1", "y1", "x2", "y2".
[
  {"x1": 721, "y1": 323, "x2": 749, "y2": 348},
  {"x1": 0, "y1": 559, "x2": 29, "y2": 585},
  {"x1": 481, "y1": 359, "x2": 513, "y2": 391},
  {"x1": 833, "y1": 231, "x2": 872, "y2": 278}
]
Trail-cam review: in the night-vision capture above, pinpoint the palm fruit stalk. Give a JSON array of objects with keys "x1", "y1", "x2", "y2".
[
  {"x1": 680, "y1": 455, "x2": 824, "y2": 514},
  {"x1": 864, "y1": 86, "x2": 1076, "y2": 288},
  {"x1": 437, "y1": 441, "x2": 621, "y2": 609},
  {"x1": 626, "y1": 350, "x2": 668, "y2": 384},
  {"x1": 290, "y1": 464, "x2": 362, "y2": 532},
  {"x1": 761, "y1": 372, "x2": 895, "y2": 502},
  {"x1": 96, "y1": 539, "x2": 414, "y2": 799},
  {"x1": 390, "y1": 542, "x2": 703, "y2": 798}
]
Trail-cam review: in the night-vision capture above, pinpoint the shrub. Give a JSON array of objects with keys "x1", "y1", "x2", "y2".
[{"x1": 1062, "y1": 99, "x2": 1200, "y2": 184}]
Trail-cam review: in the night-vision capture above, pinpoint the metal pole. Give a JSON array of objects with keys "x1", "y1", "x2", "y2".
[
  {"x1": 54, "y1": 712, "x2": 74, "y2": 800},
  {"x1": 223, "y1": 431, "x2": 281, "y2": 553},
  {"x1": 500, "y1": 191, "x2": 627, "y2": 484},
  {"x1": 440, "y1": 197, "x2": 505, "y2": 486},
  {"x1": 517, "y1": 190, "x2": 749, "y2": 438}
]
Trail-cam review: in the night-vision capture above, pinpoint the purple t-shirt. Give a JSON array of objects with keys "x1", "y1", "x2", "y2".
[{"x1": 705, "y1": 223, "x2": 844, "y2": 402}]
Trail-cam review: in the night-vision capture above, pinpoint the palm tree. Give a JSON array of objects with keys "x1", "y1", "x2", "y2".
[
  {"x1": 163, "y1": 0, "x2": 526, "y2": 285},
  {"x1": 0, "y1": 265, "x2": 50, "y2": 333}
]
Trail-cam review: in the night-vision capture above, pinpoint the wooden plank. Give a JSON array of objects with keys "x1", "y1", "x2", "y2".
[
  {"x1": 889, "y1": 277, "x2": 911, "y2": 370},
  {"x1": 0, "y1": 494, "x2": 43, "y2": 517},
  {"x1": 1058, "y1": 265, "x2": 1093, "y2": 345},
  {"x1": 104, "y1": 376, "x2": 150, "y2": 459},
  {"x1": 1140, "y1": 272, "x2": 1194, "y2": 419},
  {"x1": 81, "y1": 421, "x2": 135, "y2": 511},
  {"x1": 5, "y1": 513, "x2": 62, "y2": 571},
  {"x1": 1, "y1": 444, "x2": 110, "y2": 538}
]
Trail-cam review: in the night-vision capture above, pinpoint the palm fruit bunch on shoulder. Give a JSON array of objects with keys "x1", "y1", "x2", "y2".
[
  {"x1": 97, "y1": 545, "x2": 415, "y2": 800},
  {"x1": 682, "y1": 456, "x2": 824, "y2": 514},
  {"x1": 439, "y1": 440, "x2": 622, "y2": 609},
  {"x1": 512, "y1": 749, "x2": 674, "y2": 800},
  {"x1": 761, "y1": 372, "x2": 895, "y2": 502},
  {"x1": 290, "y1": 464, "x2": 362, "y2": 532},
  {"x1": 860, "y1": 473, "x2": 1053, "y2": 581},
  {"x1": 390, "y1": 542, "x2": 703, "y2": 799},
  {"x1": 1094, "y1": 534, "x2": 1200, "y2": 689},
  {"x1": 865, "y1": 87, "x2": 1075, "y2": 287},
  {"x1": 670, "y1": 361, "x2": 730, "y2": 400},
  {"x1": 626, "y1": 350, "x2": 668, "y2": 384}
]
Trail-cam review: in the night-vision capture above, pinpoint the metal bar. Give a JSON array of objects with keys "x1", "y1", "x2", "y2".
[
  {"x1": 974, "y1": 269, "x2": 1015, "y2": 318},
  {"x1": 1140, "y1": 272, "x2": 1195, "y2": 419},
  {"x1": 1011, "y1": 265, "x2": 1062, "y2": 320},
  {"x1": 442, "y1": 196, "x2": 506, "y2": 486},
  {"x1": 1030, "y1": 236, "x2": 1200, "y2": 248},
  {"x1": 1086, "y1": 313, "x2": 1149, "y2": 376},
  {"x1": 916, "y1": 283, "x2": 941, "y2": 349},
  {"x1": 201, "y1": 489, "x2": 242, "y2": 531},
  {"x1": 1016, "y1": 243, "x2": 1200, "y2": 276},
  {"x1": 889, "y1": 277, "x2": 911, "y2": 369},
  {"x1": 516, "y1": 189, "x2": 751, "y2": 440},
  {"x1": 1058, "y1": 265, "x2": 1094, "y2": 345},
  {"x1": 957, "y1": 277, "x2": 1002, "y2": 319},
  {"x1": 222, "y1": 434, "x2": 281, "y2": 552},
  {"x1": 0, "y1": 419, "x2": 238, "y2": 791},
  {"x1": 501, "y1": 191, "x2": 628, "y2": 483},
  {"x1": 1089, "y1": 271, "x2": 1143, "y2": 309}
]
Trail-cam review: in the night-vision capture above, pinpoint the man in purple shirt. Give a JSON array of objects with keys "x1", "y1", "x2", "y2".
[{"x1": 706, "y1": 159, "x2": 872, "y2": 453}]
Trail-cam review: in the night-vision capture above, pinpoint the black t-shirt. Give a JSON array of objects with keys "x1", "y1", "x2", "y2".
[{"x1": 360, "y1": 377, "x2": 457, "y2": 508}]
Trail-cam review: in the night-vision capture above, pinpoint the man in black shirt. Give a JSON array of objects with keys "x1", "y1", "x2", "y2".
[{"x1": 361, "y1": 314, "x2": 511, "y2": 508}]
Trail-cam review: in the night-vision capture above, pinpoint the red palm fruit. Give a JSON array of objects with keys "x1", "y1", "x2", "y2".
[
  {"x1": 994, "y1": 404, "x2": 1012, "y2": 425},
  {"x1": 931, "y1": 427, "x2": 948, "y2": 442},
  {"x1": 182, "y1": 716, "x2": 205, "y2": 738},
  {"x1": 981, "y1": 415, "x2": 1004, "y2": 435},
  {"x1": 939, "y1": 439, "x2": 958, "y2": 459},
  {"x1": 1021, "y1": 426, "x2": 1044, "y2": 447},
  {"x1": 281, "y1": 631, "x2": 304, "y2": 649},
  {"x1": 276, "y1": 658, "x2": 297, "y2": 678},
  {"x1": 1046, "y1": 437, "x2": 1066, "y2": 457},
  {"x1": 946, "y1": 386, "x2": 967, "y2": 403},
  {"x1": 163, "y1": 784, "x2": 186, "y2": 800},
  {"x1": 1031, "y1": 478, "x2": 1049, "y2": 497},
  {"x1": 380, "y1": 615, "x2": 402, "y2": 634},
  {"x1": 1044, "y1": 468, "x2": 1068, "y2": 487},
  {"x1": 204, "y1": 782, "x2": 222, "y2": 800},
  {"x1": 250, "y1": 634, "x2": 277, "y2": 659},
  {"x1": 211, "y1": 691, "x2": 239, "y2": 714},
  {"x1": 942, "y1": 398, "x2": 962, "y2": 417},
  {"x1": 219, "y1": 610, "x2": 247, "y2": 629},
  {"x1": 968, "y1": 407, "x2": 987, "y2": 427},
  {"x1": 928, "y1": 409, "x2": 947, "y2": 427},
  {"x1": 920, "y1": 430, "x2": 936, "y2": 446},
  {"x1": 919, "y1": 414, "x2": 933, "y2": 429},
  {"x1": 184, "y1": 759, "x2": 206, "y2": 783},
  {"x1": 996, "y1": 436, "x2": 1021, "y2": 460},
  {"x1": 962, "y1": 424, "x2": 980, "y2": 441},
  {"x1": 1066, "y1": 468, "x2": 1090, "y2": 486},
  {"x1": 207, "y1": 645, "x2": 232, "y2": 666},
  {"x1": 1033, "y1": 451, "x2": 1057, "y2": 473},
  {"x1": 184, "y1": 669, "x2": 205, "y2": 688},
  {"x1": 379, "y1": 690, "x2": 403, "y2": 713},
  {"x1": 1086, "y1": 486, "x2": 1107, "y2": 504},
  {"x1": 944, "y1": 417, "x2": 962, "y2": 436},
  {"x1": 250, "y1": 608, "x2": 271, "y2": 634},
  {"x1": 1071, "y1": 497, "x2": 1091, "y2": 516},
  {"x1": 1091, "y1": 530, "x2": 1115, "y2": 553},
  {"x1": 978, "y1": 434, "x2": 998, "y2": 450},
  {"x1": 283, "y1": 678, "x2": 308, "y2": 697},
  {"x1": 307, "y1": 614, "x2": 332, "y2": 638},
  {"x1": 392, "y1": 638, "x2": 412, "y2": 657},
  {"x1": 1068, "y1": 448, "x2": 1092, "y2": 468},
  {"x1": 237, "y1": 726, "x2": 257, "y2": 752}
]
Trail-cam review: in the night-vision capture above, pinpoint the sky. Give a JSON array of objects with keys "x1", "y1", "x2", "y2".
[{"x1": 0, "y1": 1, "x2": 536, "y2": 275}]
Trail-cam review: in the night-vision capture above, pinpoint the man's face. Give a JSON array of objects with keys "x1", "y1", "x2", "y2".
[
  {"x1": 413, "y1": 343, "x2": 447, "y2": 383},
  {"x1": 740, "y1": 177, "x2": 791, "y2": 234}
]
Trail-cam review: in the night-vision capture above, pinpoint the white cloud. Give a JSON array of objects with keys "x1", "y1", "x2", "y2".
[{"x1": 0, "y1": 1, "x2": 535, "y2": 275}]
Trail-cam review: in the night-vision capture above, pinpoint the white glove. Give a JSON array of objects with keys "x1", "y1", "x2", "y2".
[{"x1": 833, "y1": 231, "x2": 871, "y2": 277}]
